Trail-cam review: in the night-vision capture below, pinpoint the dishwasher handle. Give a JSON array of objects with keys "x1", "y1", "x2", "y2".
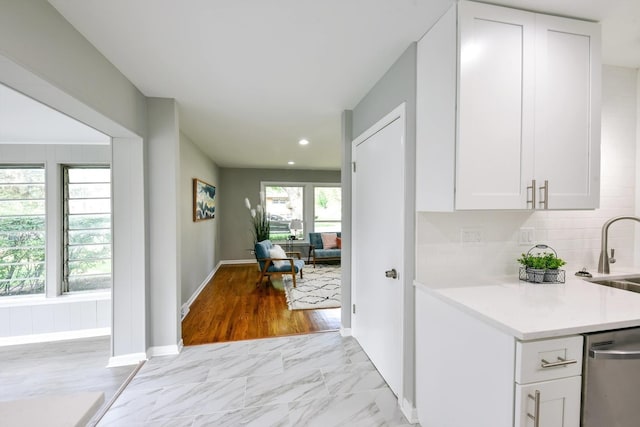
[{"x1": 590, "y1": 343, "x2": 640, "y2": 360}]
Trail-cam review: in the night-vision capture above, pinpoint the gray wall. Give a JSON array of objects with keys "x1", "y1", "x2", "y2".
[
  {"x1": 180, "y1": 132, "x2": 220, "y2": 305},
  {"x1": 0, "y1": 0, "x2": 149, "y2": 362},
  {"x1": 0, "y1": 0, "x2": 147, "y2": 138},
  {"x1": 147, "y1": 98, "x2": 181, "y2": 350},
  {"x1": 219, "y1": 168, "x2": 341, "y2": 260},
  {"x1": 1, "y1": 0, "x2": 156, "y2": 361},
  {"x1": 349, "y1": 43, "x2": 417, "y2": 409}
]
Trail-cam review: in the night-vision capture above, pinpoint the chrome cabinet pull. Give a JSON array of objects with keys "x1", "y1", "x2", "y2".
[
  {"x1": 527, "y1": 390, "x2": 541, "y2": 427},
  {"x1": 527, "y1": 179, "x2": 536, "y2": 209},
  {"x1": 538, "y1": 180, "x2": 549, "y2": 209},
  {"x1": 540, "y1": 356, "x2": 577, "y2": 368}
]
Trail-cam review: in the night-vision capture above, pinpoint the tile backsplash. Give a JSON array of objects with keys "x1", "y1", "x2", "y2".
[{"x1": 416, "y1": 65, "x2": 639, "y2": 286}]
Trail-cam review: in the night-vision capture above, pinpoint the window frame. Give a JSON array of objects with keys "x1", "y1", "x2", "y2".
[
  {"x1": 62, "y1": 165, "x2": 112, "y2": 294},
  {"x1": 260, "y1": 181, "x2": 341, "y2": 241},
  {"x1": 261, "y1": 184, "x2": 305, "y2": 240},
  {"x1": 0, "y1": 165, "x2": 47, "y2": 297},
  {"x1": 313, "y1": 185, "x2": 342, "y2": 233}
]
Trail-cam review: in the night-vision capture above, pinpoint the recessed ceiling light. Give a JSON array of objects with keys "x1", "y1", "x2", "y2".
[
  {"x1": 298, "y1": 139, "x2": 310, "y2": 146},
  {"x1": 288, "y1": 161, "x2": 295, "y2": 165}
]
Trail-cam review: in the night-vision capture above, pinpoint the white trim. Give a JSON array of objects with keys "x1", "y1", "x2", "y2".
[
  {"x1": 339, "y1": 327, "x2": 352, "y2": 337},
  {"x1": 260, "y1": 181, "x2": 342, "y2": 237},
  {"x1": 180, "y1": 305, "x2": 190, "y2": 319},
  {"x1": 91, "y1": 360, "x2": 145, "y2": 426},
  {"x1": 220, "y1": 259, "x2": 255, "y2": 265},
  {"x1": 0, "y1": 140, "x2": 109, "y2": 145},
  {"x1": 0, "y1": 291, "x2": 110, "y2": 308},
  {"x1": 181, "y1": 262, "x2": 221, "y2": 320},
  {"x1": 147, "y1": 339, "x2": 183, "y2": 358},
  {"x1": 401, "y1": 397, "x2": 419, "y2": 424},
  {"x1": 0, "y1": 327, "x2": 110, "y2": 347},
  {"x1": 352, "y1": 104, "x2": 406, "y2": 147},
  {"x1": 107, "y1": 352, "x2": 147, "y2": 367}
]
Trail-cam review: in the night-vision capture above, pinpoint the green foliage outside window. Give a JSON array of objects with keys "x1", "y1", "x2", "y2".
[
  {"x1": 64, "y1": 167, "x2": 112, "y2": 292},
  {"x1": 0, "y1": 166, "x2": 112, "y2": 296},
  {"x1": 0, "y1": 167, "x2": 46, "y2": 296}
]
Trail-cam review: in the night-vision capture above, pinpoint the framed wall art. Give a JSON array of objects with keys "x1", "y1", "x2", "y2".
[{"x1": 193, "y1": 178, "x2": 216, "y2": 221}]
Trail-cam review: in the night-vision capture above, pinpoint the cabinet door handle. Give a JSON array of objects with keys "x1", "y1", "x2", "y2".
[
  {"x1": 527, "y1": 390, "x2": 540, "y2": 427},
  {"x1": 590, "y1": 347, "x2": 640, "y2": 360},
  {"x1": 527, "y1": 179, "x2": 536, "y2": 209},
  {"x1": 538, "y1": 180, "x2": 549, "y2": 209},
  {"x1": 540, "y1": 356, "x2": 577, "y2": 368}
]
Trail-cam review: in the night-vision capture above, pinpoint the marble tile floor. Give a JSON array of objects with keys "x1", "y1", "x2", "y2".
[
  {"x1": 99, "y1": 331, "x2": 418, "y2": 427},
  {"x1": 0, "y1": 336, "x2": 137, "y2": 423}
]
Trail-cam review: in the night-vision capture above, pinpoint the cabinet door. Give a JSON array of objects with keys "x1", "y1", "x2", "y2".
[
  {"x1": 515, "y1": 376, "x2": 581, "y2": 427},
  {"x1": 456, "y1": 1, "x2": 535, "y2": 209},
  {"x1": 534, "y1": 15, "x2": 601, "y2": 209}
]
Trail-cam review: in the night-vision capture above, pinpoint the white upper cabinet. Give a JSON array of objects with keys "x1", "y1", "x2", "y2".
[
  {"x1": 534, "y1": 15, "x2": 601, "y2": 210},
  {"x1": 416, "y1": 1, "x2": 601, "y2": 211},
  {"x1": 457, "y1": 2, "x2": 535, "y2": 209}
]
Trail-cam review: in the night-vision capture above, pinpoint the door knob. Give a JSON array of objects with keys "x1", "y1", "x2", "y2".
[{"x1": 385, "y1": 269, "x2": 398, "y2": 279}]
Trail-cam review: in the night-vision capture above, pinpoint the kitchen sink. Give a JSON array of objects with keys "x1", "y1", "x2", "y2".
[{"x1": 588, "y1": 276, "x2": 640, "y2": 294}]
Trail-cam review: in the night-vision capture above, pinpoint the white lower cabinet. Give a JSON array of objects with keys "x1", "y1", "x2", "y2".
[
  {"x1": 515, "y1": 376, "x2": 582, "y2": 427},
  {"x1": 416, "y1": 287, "x2": 584, "y2": 427},
  {"x1": 514, "y1": 336, "x2": 583, "y2": 427}
]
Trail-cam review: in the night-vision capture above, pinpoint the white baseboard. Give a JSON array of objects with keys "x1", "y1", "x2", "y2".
[
  {"x1": 148, "y1": 339, "x2": 183, "y2": 358},
  {"x1": 401, "y1": 397, "x2": 419, "y2": 424},
  {"x1": 107, "y1": 352, "x2": 148, "y2": 368},
  {"x1": 220, "y1": 259, "x2": 255, "y2": 265},
  {"x1": 0, "y1": 327, "x2": 110, "y2": 347},
  {"x1": 181, "y1": 262, "x2": 222, "y2": 320},
  {"x1": 339, "y1": 327, "x2": 352, "y2": 337},
  {"x1": 180, "y1": 306, "x2": 190, "y2": 319}
]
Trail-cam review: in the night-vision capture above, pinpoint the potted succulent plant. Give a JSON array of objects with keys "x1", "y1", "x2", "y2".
[
  {"x1": 543, "y1": 253, "x2": 566, "y2": 282},
  {"x1": 517, "y1": 253, "x2": 547, "y2": 283}
]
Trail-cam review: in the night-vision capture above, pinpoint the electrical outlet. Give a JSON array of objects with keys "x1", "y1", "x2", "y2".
[
  {"x1": 518, "y1": 227, "x2": 535, "y2": 246},
  {"x1": 461, "y1": 227, "x2": 484, "y2": 246}
]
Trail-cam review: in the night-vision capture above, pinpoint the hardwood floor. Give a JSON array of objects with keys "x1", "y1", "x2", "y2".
[{"x1": 181, "y1": 264, "x2": 341, "y2": 345}]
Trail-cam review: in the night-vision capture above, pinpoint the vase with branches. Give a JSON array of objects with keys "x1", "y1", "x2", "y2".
[{"x1": 245, "y1": 192, "x2": 270, "y2": 243}]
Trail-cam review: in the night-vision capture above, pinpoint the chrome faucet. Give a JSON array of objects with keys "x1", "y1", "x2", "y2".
[{"x1": 598, "y1": 216, "x2": 640, "y2": 273}]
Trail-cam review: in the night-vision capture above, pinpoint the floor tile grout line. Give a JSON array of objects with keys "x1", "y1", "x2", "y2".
[{"x1": 88, "y1": 359, "x2": 146, "y2": 427}]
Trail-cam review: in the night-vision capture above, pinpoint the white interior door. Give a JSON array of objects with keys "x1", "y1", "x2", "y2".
[{"x1": 352, "y1": 106, "x2": 404, "y2": 397}]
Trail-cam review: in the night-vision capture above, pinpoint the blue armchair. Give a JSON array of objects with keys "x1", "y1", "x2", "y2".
[{"x1": 254, "y1": 240, "x2": 305, "y2": 287}]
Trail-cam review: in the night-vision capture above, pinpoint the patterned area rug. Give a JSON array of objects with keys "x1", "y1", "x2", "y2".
[{"x1": 281, "y1": 265, "x2": 341, "y2": 310}]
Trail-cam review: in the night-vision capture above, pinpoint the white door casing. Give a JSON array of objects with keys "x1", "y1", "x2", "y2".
[{"x1": 352, "y1": 104, "x2": 405, "y2": 398}]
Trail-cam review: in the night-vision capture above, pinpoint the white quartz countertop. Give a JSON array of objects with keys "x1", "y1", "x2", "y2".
[{"x1": 415, "y1": 275, "x2": 640, "y2": 340}]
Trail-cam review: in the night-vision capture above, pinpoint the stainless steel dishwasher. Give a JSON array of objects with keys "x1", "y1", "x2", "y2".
[{"x1": 582, "y1": 327, "x2": 640, "y2": 427}]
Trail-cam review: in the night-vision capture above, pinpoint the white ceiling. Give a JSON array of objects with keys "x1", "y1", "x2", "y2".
[
  {"x1": 6, "y1": 1, "x2": 640, "y2": 169},
  {"x1": 0, "y1": 83, "x2": 109, "y2": 144}
]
